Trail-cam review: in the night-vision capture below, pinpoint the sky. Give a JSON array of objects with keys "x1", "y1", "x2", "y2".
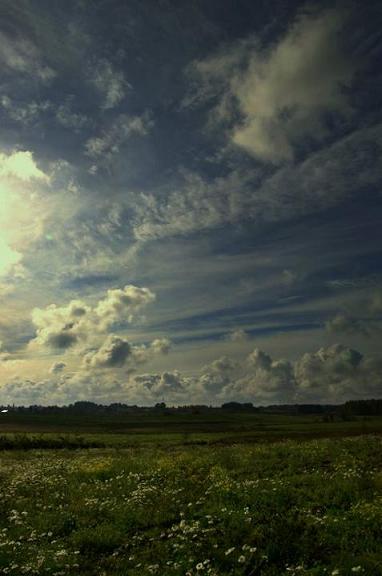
[{"x1": 0, "y1": 0, "x2": 381, "y2": 406}]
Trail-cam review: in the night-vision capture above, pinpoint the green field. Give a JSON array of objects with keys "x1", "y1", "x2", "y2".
[
  {"x1": 0, "y1": 414, "x2": 382, "y2": 575},
  {"x1": 1, "y1": 410, "x2": 382, "y2": 446}
]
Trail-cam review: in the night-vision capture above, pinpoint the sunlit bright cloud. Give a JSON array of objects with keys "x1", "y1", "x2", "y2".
[{"x1": 0, "y1": 150, "x2": 50, "y2": 276}]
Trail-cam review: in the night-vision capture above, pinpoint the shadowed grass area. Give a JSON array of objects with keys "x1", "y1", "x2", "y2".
[
  {"x1": 0, "y1": 434, "x2": 105, "y2": 450},
  {"x1": 0, "y1": 412, "x2": 382, "y2": 448}
]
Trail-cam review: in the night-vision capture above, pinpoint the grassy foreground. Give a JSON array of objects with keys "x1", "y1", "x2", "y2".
[{"x1": 0, "y1": 435, "x2": 382, "y2": 576}]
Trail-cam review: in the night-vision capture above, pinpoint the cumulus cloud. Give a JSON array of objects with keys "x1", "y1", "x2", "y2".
[
  {"x1": 31, "y1": 300, "x2": 91, "y2": 350},
  {"x1": 2, "y1": 342, "x2": 382, "y2": 406},
  {"x1": 30, "y1": 284, "x2": 156, "y2": 351},
  {"x1": 83, "y1": 334, "x2": 131, "y2": 368},
  {"x1": 81, "y1": 336, "x2": 168, "y2": 373},
  {"x1": 95, "y1": 285, "x2": 156, "y2": 328},
  {"x1": 188, "y1": 6, "x2": 355, "y2": 163},
  {"x1": 294, "y1": 344, "x2": 365, "y2": 402},
  {"x1": 196, "y1": 344, "x2": 382, "y2": 405},
  {"x1": 228, "y1": 328, "x2": 250, "y2": 342},
  {"x1": 247, "y1": 348, "x2": 272, "y2": 370},
  {"x1": 0, "y1": 150, "x2": 49, "y2": 182},
  {"x1": 222, "y1": 348, "x2": 295, "y2": 403},
  {"x1": 0, "y1": 379, "x2": 62, "y2": 406},
  {"x1": 0, "y1": 149, "x2": 51, "y2": 276},
  {"x1": 127, "y1": 371, "x2": 190, "y2": 403},
  {"x1": 28, "y1": 283, "x2": 170, "y2": 386},
  {"x1": 197, "y1": 356, "x2": 237, "y2": 395},
  {"x1": 150, "y1": 338, "x2": 171, "y2": 355},
  {"x1": 208, "y1": 356, "x2": 237, "y2": 373},
  {"x1": 55, "y1": 369, "x2": 191, "y2": 406}
]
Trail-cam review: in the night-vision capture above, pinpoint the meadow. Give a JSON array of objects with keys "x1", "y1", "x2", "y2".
[{"x1": 0, "y1": 413, "x2": 381, "y2": 576}]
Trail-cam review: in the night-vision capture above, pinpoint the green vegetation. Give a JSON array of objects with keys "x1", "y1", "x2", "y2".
[
  {"x1": 0, "y1": 416, "x2": 381, "y2": 575},
  {"x1": 1, "y1": 410, "x2": 382, "y2": 446}
]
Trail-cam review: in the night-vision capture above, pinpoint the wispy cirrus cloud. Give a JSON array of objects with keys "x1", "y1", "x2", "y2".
[
  {"x1": 132, "y1": 123, "x2": 382, "y2": 240},
  {"x1": 89, "y1": 58, "x2": 129, "y2": 110},
  {"x1": 0, "y1": 30, "x2": 55, "y2": 83}
]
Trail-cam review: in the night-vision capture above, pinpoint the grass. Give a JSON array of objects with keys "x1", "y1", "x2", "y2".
[
  {"x1": 0, "y1": 416, "x2": 381, "y2": 575},
  {"x1": 0, "y1": 411, "x2": 382, "y2": 445}
]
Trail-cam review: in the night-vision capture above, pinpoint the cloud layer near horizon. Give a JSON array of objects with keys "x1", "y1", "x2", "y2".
[{"x1": 1, "y1": 343, "x2": 381, "y2": 407}]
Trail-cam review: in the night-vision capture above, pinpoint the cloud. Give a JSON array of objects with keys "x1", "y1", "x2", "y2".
[
  {"x1": 0, "y1": 150, "x2": 49, "y2": 182},
  {"x1": 55, "y1": 97, "x2": 88, "y2": 131},
  {"x1": 247, "y1": 348, "x2": 272, "y2": 370},
  {"x1": 128, "y1": 371, "x2": 190, "y2": 402},
  {"x1": 3, "y1": 342, "x2": 382, "y2": 406},
  {"x1": 132, "y1": 169, "x2": 246, "y2": 240},
  {"x1": 27, "y1": 280, "x2": 169, "y2": 388},
  {"x1": 66, "y1": 368, "x2": 191, "y2": 406},
  {"x1": 188, "y1": 6, "x2": 355, "y2": 163},
  {"x1": 0, "y1": 150, "x2": 51, "y2": 276},
  {"x1": 371, "y1": 291, "x2": 382, "y2": 314},
  {"x1": 150, "y1": 338, "x2": 171, "y2": 355},
  {"x1": 85, "y1": 113, "x2": 153, "y2": 164},
  {"x1": 208, "y1": 355, "x2": 237, "y2": 373},
  {"x1": 326, "y1": 290, "x2": 382, "y2": 337},
  {"x1": 195, "y1": 342, "x2": 382, "y2": 405},
  {"x1": 0, "y1": 342, "x2": 11, "y2": 362},
  {"x1": 294, "y1": 344, "x2": 366, "y2": 402},
  {"x1": 1, "y1": 95, "x2": 50, "y2": 125},
  {"x1": 325, "y1": 313, "x2": 374, "y2": 337},
  {"x1": 49, "y1": 361, "x2": 66, "y2": 374},
  {"x1": 31, "y1": 300, "x2": 91, "y2": 350},
  {"x1": 222, "y1": 348, "x2": 295, "y2": 403},
  {"x1": 95, "y1": 285, "x2": 156, "y2": 329},
  {"x1": 132, "y1": 123, "x2": 382, "y2": 240},
  {"x1": 228, "y1": 328, "x2": 250, "y2": 342},
  {"x1": 197, "y1": 355, "x2": 237, "y2": 395},
  {"x1": 30, "y1": 284, "x2": 156, "y2": 352},
  {"x1": 81, "y1": 336, "x2": 166, "y2": 373},
  {"x1": 0, "y1": 378, "x2": 64, "y2": 406},
  {"x1": 0, "y1": 30, "x2": 55, "y2": 82},
  {"x1": 282, "y1": 269, "x2": 298, "y2": 286},
  {"x1": 89, "y1": 58, "x2": 127, "y2": 110},
  {"x1": 83, "y1": 334, "x2": 131, "y2": 368}
]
